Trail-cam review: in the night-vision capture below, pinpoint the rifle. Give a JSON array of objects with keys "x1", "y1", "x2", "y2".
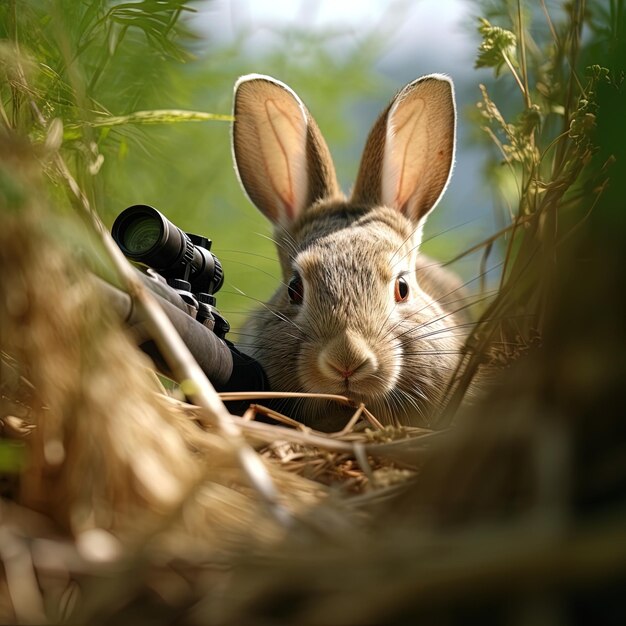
[{"x1": 101, "y1": 204, "x2": 268, "y2": 399}]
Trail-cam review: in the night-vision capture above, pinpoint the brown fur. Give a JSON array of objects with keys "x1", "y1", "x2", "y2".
[{"x1": 232, "y1": 74, "x2": 467, "y2": 431}]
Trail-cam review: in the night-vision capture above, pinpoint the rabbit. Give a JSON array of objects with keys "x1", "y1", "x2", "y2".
[{"x1": 231, "y1": 73, "x2": 471, "y2": 431}]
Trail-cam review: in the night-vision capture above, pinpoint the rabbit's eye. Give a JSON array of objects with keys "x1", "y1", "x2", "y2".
[
  {"x1": 288, "y1": 273, "x2": 304, "y2": 305},
  {"x1": 394, "y1": 276, "x2": 409, "y2": 303}
]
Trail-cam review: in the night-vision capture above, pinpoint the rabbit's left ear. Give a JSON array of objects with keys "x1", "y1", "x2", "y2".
[
  {"x1": 232, "y1": 74, "x2": 340, "y2": 228},
  {"x1": 351, "y1": 75, "x2": 456, "y2": 225}
]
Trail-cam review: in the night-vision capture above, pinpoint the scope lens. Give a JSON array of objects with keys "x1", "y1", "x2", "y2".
[{"x1": 122, "y1": 215, "x2": 162, "y2": 254}]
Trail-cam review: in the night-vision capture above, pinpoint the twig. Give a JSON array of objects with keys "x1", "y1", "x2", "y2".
[
  {"x1": 86, "y1": 187, "x2": 292, "y2": 525},
  {"x1": 0, "y1": 528, "x2": 46, "y2": 624},
  {"x1": 29, "y1": 97, "x2": 292, "y2": 525},
  {"x1": 501, "y1": 49, "x2": 527, "y2": 97},
  {"x1": 247, "y1": 404, "x2": 311, "y2": 431},
  {"x1": 218, "y1": 391, "x2": 354, "y2": 405},
  {"x1": 517, "y1": 0, "x2": 532, "y2": 110}
]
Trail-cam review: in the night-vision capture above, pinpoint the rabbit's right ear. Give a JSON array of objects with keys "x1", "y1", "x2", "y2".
[{"x1": 232, "y1": 74, "x2": 340, "y2": 227}]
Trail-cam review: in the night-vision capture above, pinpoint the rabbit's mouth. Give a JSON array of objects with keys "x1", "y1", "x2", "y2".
[
  {"x1": 298, "y1": 333, "x2": 401, "y2": 401},
  {"x1": 300, "y1": 370, "x2": 395, "y2": 401}
]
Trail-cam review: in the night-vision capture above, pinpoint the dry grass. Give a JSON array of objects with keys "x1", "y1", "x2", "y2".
[
  {"x1": 1, "y1": 2, "x2": 625, "y2": 624},
  {"x1": 1, "y1": 136, "x2": 624, "y2": 621}
]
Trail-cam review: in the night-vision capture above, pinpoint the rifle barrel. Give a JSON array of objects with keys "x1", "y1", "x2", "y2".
[{"x1": 95, "y1": 274, "x2": 268, "y2": 394}]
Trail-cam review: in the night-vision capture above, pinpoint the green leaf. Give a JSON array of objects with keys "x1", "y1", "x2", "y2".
[
  {"x1": 71, "y1": 109, "x2": 234, "y2": 130},
  {"x1": 475, "y1": 17, "x2": 518, "y2": 76},
  {"x1": 0, "y1": 441, "x2": 26, "y2": 473}
]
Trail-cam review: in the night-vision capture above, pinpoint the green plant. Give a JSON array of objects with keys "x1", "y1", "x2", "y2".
[{"x1": 441, "y1": 0, "x2": 623, "y2": 422}]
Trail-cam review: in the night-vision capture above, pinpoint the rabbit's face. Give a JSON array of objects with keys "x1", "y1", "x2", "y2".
[
  {"x1": 268, "y1": 204, "x2": 463, "y2": 424},
  {"x1": 290, "y1": 206, "x2": 408, "y2": 402}
]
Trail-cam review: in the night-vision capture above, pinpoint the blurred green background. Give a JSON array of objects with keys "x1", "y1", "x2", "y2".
[
  {"x1": 1, "y1": 0, "x2": 621, "y2": 333},
  {"x1": 1, "y1": 0, "x2": 498, "y2": 332}
]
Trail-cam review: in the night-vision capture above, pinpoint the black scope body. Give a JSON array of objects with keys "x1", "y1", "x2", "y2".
[{"x1": 112, "y1": 204, "x2": 224, "y2": 296}]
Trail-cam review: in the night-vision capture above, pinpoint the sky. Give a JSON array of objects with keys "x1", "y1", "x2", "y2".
[{"x1": 195, "y1": 0, "x2": 479, "y2": 76}]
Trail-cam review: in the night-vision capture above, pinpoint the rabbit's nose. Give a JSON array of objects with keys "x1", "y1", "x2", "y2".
[
  {"x1": 324, "y1": 358, "x2": 366, "y2": 381},
  {"x1": 317, "y1": 332, "x2": 378, "y2": 383}
]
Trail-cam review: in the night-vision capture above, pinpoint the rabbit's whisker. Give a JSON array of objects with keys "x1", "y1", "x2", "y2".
[
  {"x1": 257, "y1": 229, "x2": 299, "y2": 259},
  {"x1": 219, "y1": 250, "x2": 280, "y2": 264}
]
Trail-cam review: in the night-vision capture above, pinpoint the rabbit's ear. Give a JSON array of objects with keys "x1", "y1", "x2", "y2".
[
  {"x1": 232, "y1": 74, "x2": 340, "y2": 227},
  {"x1": 352, "y1": 75, "x2": 455, "y2": 225}
]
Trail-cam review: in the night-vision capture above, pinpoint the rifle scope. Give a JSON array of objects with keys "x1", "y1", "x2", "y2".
[{"x1": 112, "y1": 204, "x2": 224, "y2": 296}]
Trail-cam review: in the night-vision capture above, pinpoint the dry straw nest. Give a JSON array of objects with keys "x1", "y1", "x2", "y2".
[{"x1": 1, "y1": 129, "x2": 625, "y2": 625}]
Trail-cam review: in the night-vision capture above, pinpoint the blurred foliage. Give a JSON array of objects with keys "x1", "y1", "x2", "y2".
[
  {"x1": 0, "y1": 0, "x2": 384, "y2": 330},
  {"x1": 475, "y1": 17, "x2": 518, "y2": 75},
  {"x1": 1, "y1": 2, "x2": 625, "y2": 624},
  {"x1": 441, "y1": 0, "x2": 624, "y2": 419},
  {"x1": 0, "y1": 441, "x2": 26, "y2": 473},
  {"x1": 474, "y1": 0, "x2": 624, "y2": 254}
]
